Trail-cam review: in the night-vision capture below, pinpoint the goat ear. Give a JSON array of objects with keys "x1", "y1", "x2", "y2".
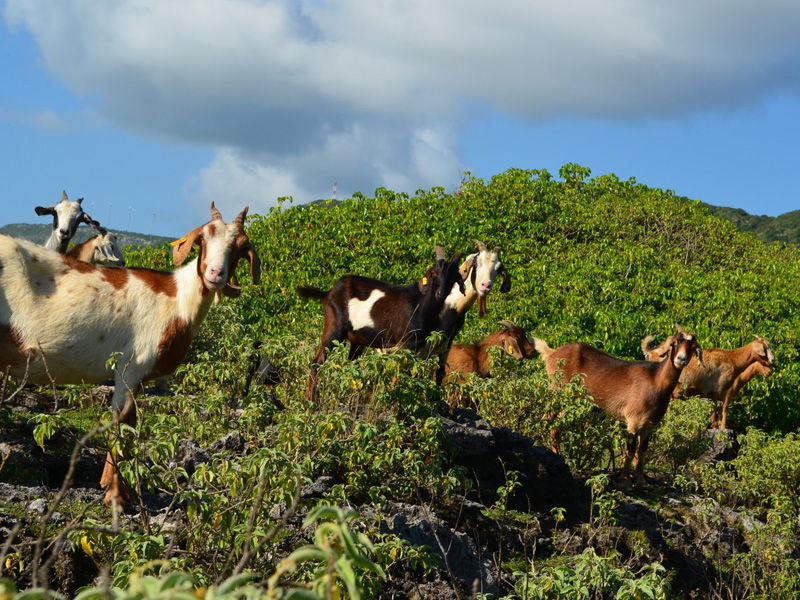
[
  {"x1": 35, "y1": 205, "x2": 55, "y2": 216},
  {"x1": 81, "y1": 212, "x2": 100, "y2": 228},
  {"x1": 506, "y1": 337, "x2": 523, "y2": 358},
  {"x1": 234, "y1": 240, "x2": 261, "y2": 285},
  {"x1": 418, "y1": 267, "x2": 435, "y2": 292},
  {"x1": 171, "y1": 226, "x2": 203, "y2": 265},
  {"x1": 459, "y1": 254, "x2": 476, "y2": 280},
  {"x1": 499, "y1": 266, "x2": 511, "y2": 293}
]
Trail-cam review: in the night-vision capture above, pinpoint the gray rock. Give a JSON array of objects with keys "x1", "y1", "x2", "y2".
[{"x1": 28, "y1": 497, "x2": 48, "y2": 514}]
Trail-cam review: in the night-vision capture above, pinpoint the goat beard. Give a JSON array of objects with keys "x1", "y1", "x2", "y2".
[{"x1": 478, "y1": 295, "x2": 487, "y2": 318}]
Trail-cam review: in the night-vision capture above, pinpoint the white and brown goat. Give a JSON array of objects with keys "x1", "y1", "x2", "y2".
[
  {"x1": 444, "y1": 320, "x2": 535, "y2": 410},
  {"x1": 535, "y1": 327, "x2": 701, "y2": 487},
  {"x1": 298, "y1": 246, "x2": 466, "y2": 401},
  {"x1": 641, "y1": 333, "x2": 775, "y2": 429},
  {"x1": 66, "y1": 226, "x2": 126, "y2": 267},
  {"x1": 0, "y1": 203, "x2": 260, "y2": 505},
  {"x1": 433, "y1": 241, "x2": 511, "y2": 383}
]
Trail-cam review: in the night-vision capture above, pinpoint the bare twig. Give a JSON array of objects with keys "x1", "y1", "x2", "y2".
[
  {"x1": 225, "y1": 471, "x2": 303, "y2": 581},
  {"x1": 0, "y1": 365, "x2": 10, "y2": 407},
  {"x1": 3, "y1": 353, "x2": 31, "y2": 405},
  {"x1": 36, "y1": 342, "x2": 60, "y2": 411},
  {"x1": 31, "y1": 418, "x2": 116, "y2": 588}
]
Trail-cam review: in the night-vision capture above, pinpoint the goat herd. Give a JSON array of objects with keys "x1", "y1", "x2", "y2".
[{"x1": 0, "y1": 195, "x2": 776, "y2": 505}]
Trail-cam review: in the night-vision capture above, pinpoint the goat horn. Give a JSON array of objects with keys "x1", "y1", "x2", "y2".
[
  {"x1": 434, "y1": 245, "x2": 446, "y2": 261},
  {"x1": 62, "y1": 190, "x2": 68, "y2": 202},
  {"x1": 475, "y1": 240, "x2": 487, "y2": 252},
  {"x1": 497, "y1": 320, "x2": 516, "y2": 330},
  {"x1": 233, "y1": 205, "x2": 249, "y2": 226},
  {"x1": 76, "y1": 197, "x2": 84, "y2": 205},
  {"x1": 493, "y1": 246, "x2": 502, "y2": 254},
  {"x1": 210, "y1": 202, "x2": 224, "y2": 222}
]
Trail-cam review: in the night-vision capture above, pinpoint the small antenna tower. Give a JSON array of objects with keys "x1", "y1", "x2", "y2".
[{"x1": 332, "y1": 181, "x2": 337, "y2": 201}]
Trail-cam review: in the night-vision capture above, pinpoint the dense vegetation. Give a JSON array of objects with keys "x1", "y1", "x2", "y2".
[{"x1": 3, "y1": 165, "x2": 800, "y2": 599}]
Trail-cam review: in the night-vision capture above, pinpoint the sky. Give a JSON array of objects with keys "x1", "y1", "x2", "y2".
[{"x1": 1, "y1": 0, "x2": 798, "y2": 238}]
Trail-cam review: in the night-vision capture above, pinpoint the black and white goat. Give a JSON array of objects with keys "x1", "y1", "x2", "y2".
[
  {"x1": 35, "y1": 190, "x2": 99, "y2": 253},
  {"x1": 298, "y1": 246, "x2": 465, "y2": 401}
]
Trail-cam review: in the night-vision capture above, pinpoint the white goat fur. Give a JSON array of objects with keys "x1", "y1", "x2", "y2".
[
  {"x1": 0, "y1": 204, "x2": 259, "y2": 503},
  {"x1": 1, "y1": 212, "x2": 252, "y2": 408}
]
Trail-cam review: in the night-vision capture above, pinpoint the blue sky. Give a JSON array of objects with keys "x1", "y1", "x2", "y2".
[{"x1": 2, "y1": 1, "x2": 798, "y2": 238}]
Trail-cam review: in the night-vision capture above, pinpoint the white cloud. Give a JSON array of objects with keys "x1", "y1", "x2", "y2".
[{"x1": 5, "y1": 0, "x2": 800, "y2": 201}]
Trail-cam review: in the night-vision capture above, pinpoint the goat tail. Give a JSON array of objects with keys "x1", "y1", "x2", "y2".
[
  {"x1": 640, "y1": 335, "x2": 655, "y2": 359},
  {"x1": 531, "y1": 337, "x2": 553, "y2": 360},
  {"x1": 296, "y1": 286, "x2": 327, "y2": 300}
]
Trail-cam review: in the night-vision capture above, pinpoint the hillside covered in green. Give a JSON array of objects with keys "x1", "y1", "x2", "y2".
[
  {"x1": 703, "y1": 203, "x2": 800, "y2": 245},
  {"x1": 3, "y1": 165, "x2": 800, "y2": 600},
  {"x1": 237, "y1": 164, "x2": 799, "y2": 431}
]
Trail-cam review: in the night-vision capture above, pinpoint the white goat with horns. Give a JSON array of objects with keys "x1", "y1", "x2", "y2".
[{"x1": 0, "y1": 203, "x2": 260, "y2": 506}]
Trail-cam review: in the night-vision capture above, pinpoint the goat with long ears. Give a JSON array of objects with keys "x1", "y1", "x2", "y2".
[
  {"x1": 66, "y1": 222, "x2": 126, "y2": 267},
  {"x1": 445, "y1": 319, "x2": 536, "y2": 411},
  {"x1": 0, "y1": 203, "x2": 259, "y2": 506},
  {"x1": 456, "y1": 240, "x2": 511, "y2": 318},
  {"x1": 535, "y1": 325, "x2": 701, "y2": 488},
  {"x1": 642, "y1": 331, "x2": 774, "y2": 429}
]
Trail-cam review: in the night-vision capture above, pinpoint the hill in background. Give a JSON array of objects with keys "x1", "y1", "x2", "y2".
[
  {"x1": 0, "y1": 222, "x2": 172, "y2": 249},
  {"x1": 701, "y1": 202, "x2": 800, "y2": 244}
]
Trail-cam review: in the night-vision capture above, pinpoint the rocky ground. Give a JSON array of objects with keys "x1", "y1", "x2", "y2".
[{"x1": 1, "y1": 390, "x2": 750, "y2": 599}]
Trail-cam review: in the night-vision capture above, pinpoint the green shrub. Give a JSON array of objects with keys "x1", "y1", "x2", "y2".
[
  {"x1": 647, "y1": 396, "x2": 715, "y2": 477},
  {"x1": 512, "y1": 547, "x2": 672, "y2": 600}
]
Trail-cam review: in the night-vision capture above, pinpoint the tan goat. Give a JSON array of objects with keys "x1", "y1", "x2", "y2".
[
  {"x1": 641, "y1": 334, "x2": 775, "y2": 429},
  {"x1": 535, "y1": 327, "x2": 701, "y2": 487},
  {"x1": 444, "y1": 320, "x2": 535, "y2": 410}
]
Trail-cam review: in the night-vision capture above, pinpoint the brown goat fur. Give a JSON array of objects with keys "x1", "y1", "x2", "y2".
[
  {"x1": 641, "y1": 334, "x2": 775, "y2": 429},
  {"x1": 536, "y1": 327, "x2": 701, "y2": 487},
  {"x1": 445, "y1": 320, "x2": 535, "y2": 410}
]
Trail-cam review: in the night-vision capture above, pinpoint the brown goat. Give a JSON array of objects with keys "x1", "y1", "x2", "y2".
[
  {"x1": 66, "y1": 230, "x2": 126, "y2": 266},
  {"x1": 444, "y1": 320, "x2": 535, "y2": 410},
  {"x1": 298, "y1": 246, "x2": 465, "y2": 401},
  {"x1": 535, "y1": 327, "x2": 701, "y2": 487},
  {"x1": 641, "y1": 334, "x2": 775, "y2": 429}
]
